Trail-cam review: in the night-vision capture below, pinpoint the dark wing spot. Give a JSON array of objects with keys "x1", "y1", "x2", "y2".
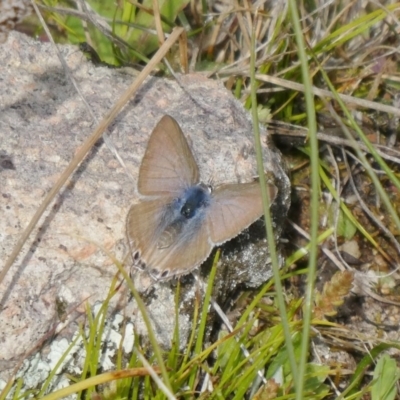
[
  {"x1": 149, "y1": 268, "x2": 161, "y2": 279},
  {"x1": 161, "y1": 270, "x2": 169, "y2": 279},
  {"x1": 139, "y1": 261, "x2": 146, "y2": 270}
]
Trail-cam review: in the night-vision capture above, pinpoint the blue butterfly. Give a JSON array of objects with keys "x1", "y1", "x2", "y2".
[{"x1": 126, "y1": 115, "x2": 277, "y2": 280}]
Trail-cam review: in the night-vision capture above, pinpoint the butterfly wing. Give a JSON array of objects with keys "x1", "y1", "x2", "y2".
[
  {"x1": 206, "y1": 181, "x2": 277, "y2": 244},
  {"x1": 127, "y1": 197, "x2": 171, "y2": 268},
  {"x1": 127, "y1": 197, "x2": 213, "y2": 280},
  {"x1": 146, "y1": 220, "x2": 212, "y2": 280},
  {"x1": 138, "y1": 115, "x2": 200, "y2": 196}
]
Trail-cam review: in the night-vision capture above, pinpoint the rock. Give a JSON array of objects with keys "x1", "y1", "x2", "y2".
[
  {"x1": 0, "y1": 31, "x2": 290, "y2": 383},
  {"x1": 0, "y1": 0, "x2": 32, "y2": 43}
]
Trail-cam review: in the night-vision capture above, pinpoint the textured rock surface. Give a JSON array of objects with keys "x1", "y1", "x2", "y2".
[
  {"x1": 0, "y1": 31, "x2": 290, "y2": 382},
  {"x1": 0, "y1": 0, "x2": 32, "y2": 43}
]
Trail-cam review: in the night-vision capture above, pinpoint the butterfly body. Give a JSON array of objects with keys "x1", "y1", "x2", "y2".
[
  {"x1": 177, "y1": 184, "x2": 211, "y2": 219},
  {"x1": 154, "y1": 184, "x2": 211, "y2": 250},
  {"x1": 127, "y1": 115, "x2": 277, "y2": 281}
]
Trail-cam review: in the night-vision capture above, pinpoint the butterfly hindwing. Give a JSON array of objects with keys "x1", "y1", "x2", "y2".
[
  {"x1": 127, "y1": 195, "x2": 213, "y2": 280},
  {"x1": 126, "y1": 197, "x2": 172, "y2": 271}
]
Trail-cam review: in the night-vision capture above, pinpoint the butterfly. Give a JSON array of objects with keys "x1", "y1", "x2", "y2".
[{"x1": 126, "y1": 115, "x2": 277, "y2": 281}]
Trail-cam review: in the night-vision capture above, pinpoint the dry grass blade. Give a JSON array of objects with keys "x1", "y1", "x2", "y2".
[
  {"x1": 39, "y1": 367, "x2": 163, "y2": 400},
  {"x1": 270, "y1": 121, "x2": 400, "y2": 164},
  {"x1": 342, "y1": 148, "x2": 400, "y2": 259},
  {"x1": 255, "y1": 74, "x2": 400, "y2": 117},
  {"x1": 0, "y1": 26, "x2": 184, "y2": 285}
]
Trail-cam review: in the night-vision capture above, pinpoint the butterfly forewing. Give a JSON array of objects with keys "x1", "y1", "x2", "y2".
[
  {"x1": 206, "y1": 182, "x2": 277, "y2": 244},
  {"x1": 138, "y1": 115, "x2": 200, "y2": 196}
]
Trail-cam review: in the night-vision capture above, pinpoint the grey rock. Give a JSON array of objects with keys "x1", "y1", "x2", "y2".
[{"x1": 0, "y1": 31, "x2": 290, "y2": 383}]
